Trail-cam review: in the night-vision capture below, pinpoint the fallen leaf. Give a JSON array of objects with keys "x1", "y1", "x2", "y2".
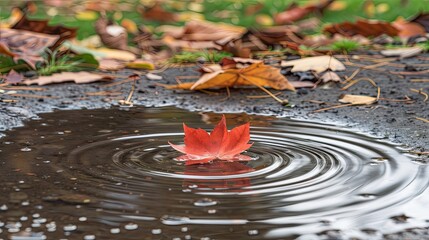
[
  {"x1": 392, "y1": 17, "x2": 426, "y2": 38},
  {"x1": 169, "y1": 115, "x2": 252, "y2": 165},
  {"x1": 289, "y1": 81, "x2": 315, "y2": 88},
  {"x1": 320, "y1": 71, "x2": 341, "y2": 83},
  {"x1": 410, "y1": 13, "x2": 429, "y2": 32},
  {"x1": 98, "y1": 59, "x2": 126, "y2": 71},
  {"x1": 168, "y1": 61, "x2": 295, "y2": 91},
  {"x1": 339, "y1": 94, "x2": 377, "y2": 105},
  {"x1": 75, "y1": 10, "x2": 98, "y2": 21},
  {"x1": 125, "y1": 60, "x2": 155, "y2": 70},
  {"x1": 4, "y1": 70, "x2": 24, "y2": 84},
  {"x1": 281, "y1": 56, "x2": 345, "y2": 73},
  {"x1": 66, "y1": 41, "x2": 137, "y2": 61},
  {"x1": 381, "y1": 46, "x2": 423, "y2": 58},
  {"x1": 95, "y1": 17, "x2": 128, "y2": 51},
  {"x1": 139, "y1": 2, "x2": 178, "y2": 23},
  {"x1": 274, "y1": 0, "x2": 334, "y2": 24},
  {"x1": 121, "y1": 19, "x2": 139, "y2": 34},
  {"x1": 23, "y1": 72, "x2": 113, "y2": 85},
  {"x1": 179, "y1": 20, "x2": 245, "y2": 42},
  {"x1": 324, "y1": 19, "x2": 399, "y2": 37}
]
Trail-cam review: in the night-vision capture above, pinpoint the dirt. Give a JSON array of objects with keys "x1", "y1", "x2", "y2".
[{"x1": 0, "y1": 53, "x2": 428, "y2": 239}]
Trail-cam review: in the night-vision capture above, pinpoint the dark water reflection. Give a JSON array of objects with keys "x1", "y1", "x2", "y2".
[{"x1": 0, "y1": 107, "x2": 428, "y2": 239}]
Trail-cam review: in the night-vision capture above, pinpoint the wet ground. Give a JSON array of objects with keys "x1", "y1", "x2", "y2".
[{"x1": 0, "y1": 53, "x2": 428, "y2": 239}]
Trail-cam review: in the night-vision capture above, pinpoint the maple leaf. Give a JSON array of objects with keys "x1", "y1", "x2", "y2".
[{"x1": 169, "y1": 115, "x2": 252, "y2": 165}]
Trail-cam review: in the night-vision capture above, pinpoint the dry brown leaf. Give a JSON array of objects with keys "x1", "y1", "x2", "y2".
[
  {"x1": 380, "y1": 46, "x2": 423, "y2": 58},
  {"x1": 324, "y1": 19, "x2": 399, "y2": 37},
  {"x1": 178, "y1": 20, "x2": 245, "y2": 42},
  {"x1": 95, "y1": 17, "x2": 128, "y2": 51},
  {"x1": 23, "y1": 72, "x2": 113, "y2": 86},
  {"x1": 410, "y1": 13, "x2": 429, "y2": 32},
  {"x1": 392, "y1": 17, "x2": 426, "y2": 38},
  {"x1": 339, "y1": 94, "x2": 377, "y2": 105},
  {"x1": 281, "y1": 56, "x2": 345, "y2": 73},
  {"x1": 320, "y1": 71, "x2": 341, "y2": 83},
  {"x1": 98, "y1": 59, "x2": 126, "y2": 71},
  {"x1": 166, "y1": 62, "x2": 295, "y2": 91},
  {"x1": 4, "y1": 70, "x2": 24, "y2": 84},
  {"x1": 139, "y1": 2, "x2": 179, "y2": 23},
  {"x1": 274, "y1": 0, "x2": 334, "y2": 24},
  {"x1": 289, "y1": 81, "x2": 315, "y2": 88}
]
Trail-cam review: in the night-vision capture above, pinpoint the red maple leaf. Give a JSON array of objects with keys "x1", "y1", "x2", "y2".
[{"x1": 169, "y1": 115, "x2": 253, "y2": 165}]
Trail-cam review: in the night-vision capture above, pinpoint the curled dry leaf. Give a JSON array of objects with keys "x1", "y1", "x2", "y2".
[
  {"x1": 320, "y1": 71, "x2": 341, "y2": 83},
  {"x1": 23, "y1": 72, "x2": 113, "y2": 86},
  {"x1": 169, "y1": 115, "x2": 252, "y2": 165},
  {"x1": 274, "y1": 0, "x2": 334, "y2": 24},
  {"x1": 324, "y1": 19, "x2": 399, "y2": 37},
  {"x1": 98, "y1": 59, "x2": 126, "y2": 71},
  {"x1": 381, "y1": 46, "x2": 423, "y2": 58},
  {"x1": 392, "y1": 17, "x2": 426, "y2": 38},
  {"x1": 139, "y1": 2, "x2": 179, "y2": 23},
  {"x1": 95, "y1": 17, "x2": 128, "y2": 51},
  {"x1": 167, "y1": 61, "x2": 295, "y2": 91},
  {"x1": 281, "y1": 56, "x2": 345, "y2": 73},
  {"x1": 339, "y1": 94, "x2": 378, "y2": 105}
]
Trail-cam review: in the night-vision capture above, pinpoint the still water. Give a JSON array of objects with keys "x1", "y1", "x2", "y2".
[{"x1": 0, "y1": 107, "x2": 428, "y2": 239}]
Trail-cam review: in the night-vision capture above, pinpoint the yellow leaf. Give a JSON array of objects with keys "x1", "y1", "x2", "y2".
[
  {"x1": 167, "y1": 62, "x2": 295, "y2": 91},
  {"x1": 75, "y1": 10, "x2": 98, "y2": 21},
  {"x1": 126, "y1": 60, "x2": 155, "y2": 70},
  {"x1": 339, "y1": 94, "x2": 377, "y2": 105}
]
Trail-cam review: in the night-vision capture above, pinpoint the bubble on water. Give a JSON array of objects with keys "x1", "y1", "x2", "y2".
[
  {"x1": 182, "y1": 189, "x2": 191, "y2": 193},
  {"x1": 208, "y1": 209, "x2": 217, "y2": 214},
  {"x1": 194, "y1": 198, "x2": 218, "y2": 207},
  {"x1": 161, "y1": 215, "x2": 189, "y2": 225},
  {"x1": 8, "y1": 227, "x2": 20, "y2": 233},
  {"x1": 188, "y1": 184, "x2": 198, "y2": 189},
  {"x1": 63, "y1": 224, "x2": 77, "y2": 231},
  {"x1": 185, "y1": 235, "x2": 192, "y2": 240},
  {"x1": 84, "y1": 235, "x2": 96, "y2": 240},
  {"x1": 79, "y1": 217, "x2": 88, "y2": 222},
  {"x1": 21, "y1": 201, "x2": 30, "y2": 206},
  {"x1": 181, "y1": 227, "x2": 188, "y2": 232},
  {"x1": 0, "y1": 204, "x2": 8, "y2": 211},
  {"x1": 20, "y1": 147, "x2": 32, "y2": 152},
  {"x1": 110, "y1": 228, "x2": 120, "y2": 234},
  {"x1": 31, "y1": 223, "x2": 41, "y2": 228},
  {"x1": 32, "y1": 213, "x2": 40, "y2": 218},
  {"x1": 248, "y1": 230, "x2": 259, "y2": 236},
  {"x1": 151, "y1": 229, "x2": 162, "y2": 234},
  {"x1": 33, "y1": 218, "x2": 46, "y2": 224},
  {"x1": 20, "y1": 216, "x2": 28, "y2": 221},
  {"x1": 124, "y1": 223, "x2": 138, "y2": 230}
]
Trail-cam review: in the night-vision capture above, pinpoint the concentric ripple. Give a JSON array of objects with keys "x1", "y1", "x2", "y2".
[{"x1": 1, "y1": 107, "x2": 428, "y2": 239}]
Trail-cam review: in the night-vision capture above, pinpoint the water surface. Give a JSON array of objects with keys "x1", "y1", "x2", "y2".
[{"x1": 0, "y1": 107, "x2": 428, "y2": 239}]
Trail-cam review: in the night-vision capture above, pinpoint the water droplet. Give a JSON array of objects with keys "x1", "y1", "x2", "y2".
[
  {"x1": 32, "y1": 213, "x2": 40, "y2": 218},
  {"x1": 110, "y1": 228, "x2": 120, "y2": 234},
  {"x1": 194, "y1": 198, "x2": 217, "y2": 207},
  {"x1": 248, "y1": 229, "x2": 259, "y2": 236},
  {"x1": 124, "y1": 223, "x2": 138, "y2": 230},
  {"x1": 20, "y1": 147, "x2": 32, "y2": 152},
  {"x1": 181, "y1": 227, "x2": 188, "y2": 232},
  {"x1": 0, "y1": 204, "x2": 8, "y2": 211},
  {"x1": 20, "y1": 216, "x2": 28, "y2": 221},
  {"x1": 79, "y1": 217, "x2": 87, "y2": 222},
  {"x1": 63, "y1": 224, "x2": 77, "y2": 231},
  {"x1": 84, "y1": 235, "x2": 96, "y2": 240},
  {"x1": 151, "y1": 229, "x2": 162, "y2": 234},
  {"x1": 208, "y1": 209, "x2": 217, "y2": 214}
]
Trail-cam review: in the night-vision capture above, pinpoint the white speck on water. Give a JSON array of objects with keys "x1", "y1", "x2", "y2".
[
  {"x1": 208, "y1": 209, "x2": 217, "y2": 214},
  {"x1": 84, "y1": 235, "x2": 96, "y2": 240},
  {"x1": 21, "y1": 201, "x2": 29, "y2": 206},
  {"x1": 188, "y1": 184, "x2": 198, "y2": 189},
  {"x1": 20, "y1": 147, "x2": 32, "y2": 152},
  {"x1": 185, "y1": 235, "x2": 191, "y2": 240},
  {"x1": 182, "y1": 189, "x2": 191, "y2": 193},
  {"x1": 63, "y1": 224, "x2": 77, "y2": 231},
  {"x1": 110, "y1": 228, "x2": 120, "y2": 234},
  {"x1": 194, "y1": 198, "x2": 217, "y2": 207},
  {"x1": 20, "y1": 216, "x2": 28, "y2": 221},
  {"x1": 124, "y1": 223, "x2": 138, "y2": 230},
  {"x1": 151, "y1": 229, "x2": 162, "y2": 234},
  {"x1": 0, "y1": 204, "x2": 8, "y2": 211},
  {"x1": 79, "y1": 217, "x2": 87, "y2": 222},
  {"x1": 33, "y1": 218, "x2": 46, "y2": 224},
  {"x1": 181, "y1": 227, "x2": 188, "y2": 232},
  {"x1": 32, "y1": 223, "x2": 41, "y2": 228},
  {"x1": 32, "y1": 213, "x2": 40, "y2": 218},
  {"x1": 8, "y1": 227, "x2": 20, "y2": 233},
  {"x1": 248, "y1": 230, "x2": 259, "y2": 236}
]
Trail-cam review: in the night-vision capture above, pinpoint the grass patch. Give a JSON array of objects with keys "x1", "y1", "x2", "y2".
[
  {"x1": 331, "y1": 39, "x2": 360, "y2": 53},
  {"x1": 170, "y1": 51, "x2": 233, "y2": 63}
]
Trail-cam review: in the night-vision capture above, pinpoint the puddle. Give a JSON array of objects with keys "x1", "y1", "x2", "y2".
[{"x1": 0, "y1": 107, "x2": 428, "y2": 239}]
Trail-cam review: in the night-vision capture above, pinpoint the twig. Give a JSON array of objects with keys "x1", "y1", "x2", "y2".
[
  {"x1": 86, "y1": 91, "x2": 122, "y2": 96},
  {"x1": 415, "y1": 117, "x2": 429, "y2": 123},
  {"x1": 1, "y1": 86, "x2": 45, "y2": 91},
  {"x1": 410, "y1": 88, "x2": 428, "y2": 102},
  {"x1": 240, "y1": 74, "x2": 288, "y2": 104},
  {"x1": 390, "y1": 70, "x2": 429, "y2": 75},
  {"x1": 341, "y1": 77, "x2": 378, "y2": 90},
  {"x1": 410, "y1": 79, "x2": 429, "y2": 83},
  {"x1": 119, "y1": 80, "x2": 137, "y2": 106},
  {"x1": 313, "y1": 103, "x2": 355, "y2": 113},
  {"x1": 9, "y1": 94, "x2": 57, "y2": 99},
  {"x1": 247, "y1": 92, "x2": 282, "y2": 99}
]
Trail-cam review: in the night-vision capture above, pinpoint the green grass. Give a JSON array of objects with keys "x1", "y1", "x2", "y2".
[
  {"x1": 331, "y1": 39, "x2": 360, "y2": 53},
  {"x1": 170, "y1": 51, "x2": 233, "y2": 63}
]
